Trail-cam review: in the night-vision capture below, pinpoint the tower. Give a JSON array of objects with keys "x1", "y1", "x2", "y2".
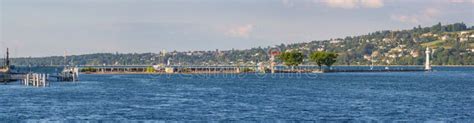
[
  {"x1": 5, "y1": 48, "x2": 10, "y2": 67},
  {"x1": 425, "y1": 47, "x2": 431, "y2": 71}
]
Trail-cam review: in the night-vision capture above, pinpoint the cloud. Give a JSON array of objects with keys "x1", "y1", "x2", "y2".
[
  {"x1": 282, "y1": 0, "x2": 295, "y2": 7},
  {"x1": 448, "y1": 0, "x2": 474, "y2": 3},
  {"x1": 390, "y1": 15, "x2": 420, "y2": 23},
  {"x1": 227, "y1": 24, "x2": 254, "y2": 38},
  {"x1": 320, "y1": 0, "x2": 384, "y2": 9},
  {"x1": 390, "y1": 8, "x2": 440, "y2": 23},
  {"x1": 448, "y1": 0, "x2": 465, "y2": 3}
]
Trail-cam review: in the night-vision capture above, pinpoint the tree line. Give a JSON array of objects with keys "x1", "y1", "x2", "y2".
[{"x1": 278, "y1": 51, "x2": 338, "y2": 70}]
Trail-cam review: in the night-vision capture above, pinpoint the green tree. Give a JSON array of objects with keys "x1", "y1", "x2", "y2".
[
  {"x1": 323, "y1": 52, "x2": 338, "y2": 69},
  {"x1": 309, "y1": 51, "x2": 327, "y2": 70},
  {"x1": 278, "y1": 51, "x2": 304, "y2": 69},
  {"x1": 146, "y1": 66, "x2": 155, "y2": 73},
  {"x1": 310, "y1": 51, "x2": 338, "y2": 70}
]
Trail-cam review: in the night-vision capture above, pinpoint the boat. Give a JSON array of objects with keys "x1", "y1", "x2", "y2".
[
  {"x1": 0, "y1": 48, "x2": 14, "y2": 83},
  {"x1": 57, "y1": 66, "x2": 79, "y2": 81}
]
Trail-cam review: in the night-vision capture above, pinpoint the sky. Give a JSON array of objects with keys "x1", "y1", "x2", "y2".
[{"x1": 1, "y1": 0, "x2": 473, "y2": 57}]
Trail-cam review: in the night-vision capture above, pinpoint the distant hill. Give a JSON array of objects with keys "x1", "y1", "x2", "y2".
[{"x1": 8, "y1": 22, "x2": 474, "y2": 66}]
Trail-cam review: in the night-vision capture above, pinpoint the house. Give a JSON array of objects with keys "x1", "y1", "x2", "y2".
[
  {"x1": 410, "y1": 50, "x2": 420, "y2": 57},
  {"x1": 371, "y1": 51, "x2": 380, "y2": 57},
  {"x1": 441, "y1": 35, "x2": 450, "y2": 41},
  {"x1": 388, "y1": 54, "x2": 397, "y2": 58},
  {"x1": 413, "y1": 38, "x2": 419, "y2": 43},
  {"x1": 330, "y1": 39, "x2": 342, "y2": 44},
  {"x1": 317, "y1": 47, "x2": 325, "y2": 51},
  {"x1": 389, "y1": 47, "x2": 403, "y2": 53},
  {"x1": 421, "y1": 33, "x2": 433, "y2": 37},
  {"x1": 399, "y1": 45, "x2": 406, "y2": 48},
  {"x1": 363, "y1": 55, "x2": 371, "y2": 60}
]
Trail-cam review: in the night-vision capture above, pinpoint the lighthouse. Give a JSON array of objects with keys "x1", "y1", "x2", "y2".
[{"x1": 425, "y1": 47, "x2": 432, "y2": 71}]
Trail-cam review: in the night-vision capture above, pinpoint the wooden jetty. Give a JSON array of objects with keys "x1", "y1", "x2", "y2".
[
  {"x1": 0, "y1": 48, "x2": 80, "y2": 87},
  {"x1": 21, "y1": 73, "x2": 48, "y2": 87},
  {"x1": 80, "y1": 65, "x2": 254, "y2": 74}
]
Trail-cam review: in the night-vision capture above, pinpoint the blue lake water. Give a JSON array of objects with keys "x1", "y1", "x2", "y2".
[{"x1": 1, "y1": 66, "x2": 473, "y2": 122}]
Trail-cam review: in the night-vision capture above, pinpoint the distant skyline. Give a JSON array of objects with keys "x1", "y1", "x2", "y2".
[{"x1": 1, "y1": 0, "x2": 473, "y2": 57}]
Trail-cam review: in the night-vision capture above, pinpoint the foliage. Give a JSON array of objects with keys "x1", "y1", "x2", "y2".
[
  {"x1": 323, "y1": 52, "x2": 338, "y2": 68},
  {"x1": 146, "y1": 66, "x2": 155, "y2": 73},
  {"x1": 81, "y1": 67, "x2": 97, "y2": 72},
  {"x1": 240, "y1": 67, "x2": 255, "y2": 73},
  {"x1": 310, "y1": 51, "x2": 338, "y2": 70},
  {"x1": 278, "y1": 51, "x2": 304, "y2": 67},
  {"x1": 309, "y1": 51, "x2": 327, "y2": 69}
]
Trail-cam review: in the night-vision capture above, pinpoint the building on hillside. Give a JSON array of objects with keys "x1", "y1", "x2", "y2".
[
  {"x1": 399, "y1": 45, "x2": 406, "y2": 48},
  {"x1": 317, "y1": 47, "x2": 325, "y2": 51},
  {"x1": 371, "y1": 51, "x2": 380, "y2": 57},
  {"x1": 441, "y1": 35, "x2": 450, "y2": 41},
  {"x1": 421, "y1": 33, "x2": 433, "y2": 37},
  {"x1": 363, "y1": 55, "x2": 371, "y2": 61},
  {"x1": 330, "y1": 39, "x2": 342, "y2": 44},
  {"x1": 459, "y1": 37, "x2": 468, "y2": 42},
  {"x1": 413, "y1": 38, "x2": 420, "y2": 43},
  {"x1": 469, "y1": 34, "x2": 474, "y2": 40},
  {"x1": 388, "y1": 54, "x2": 397, "y2": 58},
  {"x1": 410, "y1": 50, "x2": 420, "y2": 57}
]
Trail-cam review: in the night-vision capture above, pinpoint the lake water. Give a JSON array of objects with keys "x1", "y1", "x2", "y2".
[{"x1": 1, "y1": 67, "x2": 473, "y2": 122}]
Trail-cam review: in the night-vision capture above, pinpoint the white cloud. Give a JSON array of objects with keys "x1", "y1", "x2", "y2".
[
  {"x1": 282, "y1": 0, "x2": 295, "y2": 7},
  {"x1": 447, "y1": 0, "x2": 474, "y2": 4},
  {"x1": 448, "y1": 0, "x2": 464, "y2": 3},
  {"x1": 227, "y1": 24, "x2": 254, "y2": 38},
  {"x1": 390, "y1": 8, "x2": 440, "y2": 24},
  {"x1": 448, "y1": 0, "x2": 473, "y2": 3},
  {"x1": 361, "y1": 0, "x2": 384, "y2": 8},
  {"x1": 390, "y1": 15, "x2": 419, "y2": 23},
  {"x1": 319, "y1": 0, "x2": 384, "y2": 9}
]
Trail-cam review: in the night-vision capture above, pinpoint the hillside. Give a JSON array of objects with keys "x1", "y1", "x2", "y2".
[{"x1": 8, "y1": 22, "x2": 474, "y2": 66}]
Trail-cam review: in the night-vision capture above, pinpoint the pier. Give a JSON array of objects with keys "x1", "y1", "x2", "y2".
[
  {"x1": 79, "y1": 65, "x2": 428, "y2": 74},
  {"x1": 80, "y1": 65, "x2": 251, "y2": 74},
  {"x1": 22, "y1": 73, "x2": 49, "y2": 87}
]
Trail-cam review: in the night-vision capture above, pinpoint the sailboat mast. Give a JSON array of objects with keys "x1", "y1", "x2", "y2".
[{"x1": 64, "y1": 51, "x2": 67, "y2": 66}]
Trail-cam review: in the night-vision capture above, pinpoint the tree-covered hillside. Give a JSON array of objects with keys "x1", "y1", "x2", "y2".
[{"x1": 8, "y1": 22, "x2": 474, "y2": 66}]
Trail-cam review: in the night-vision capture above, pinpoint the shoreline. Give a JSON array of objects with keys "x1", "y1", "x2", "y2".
[
  {"x1": 12, "y1": 65, "x2": 474, "y2": 67},
  {"x1": 81, "y1": 69, "x2": 430, "y2": 75}
]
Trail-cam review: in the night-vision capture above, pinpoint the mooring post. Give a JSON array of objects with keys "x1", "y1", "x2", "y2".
[
  {"x1": 72, "y1": 73, "x2": 76, "y2": 82},
  {"x1": 24, "y1": 74, "x2": 27, "y2": 85},
  {"x1": 47, "y1": 74, "x2": 50, "y2": 86},
  {"x1": 26, "y1": 74, "x2": 29, "y2": 86},
  {"x1": 36, "y1": 74, "x2": 39, "y2": 87},
  {"x1": 32, "y1": 74, "x2": 35, "y2": 86},
  {"x1": 42, "y1": 74, "x2": 46, "y2": 87}
]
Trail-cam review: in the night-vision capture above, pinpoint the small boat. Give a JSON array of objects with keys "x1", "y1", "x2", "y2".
[{"x1": 57, "y1": 66, "x2": 79, "y2": 81}]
